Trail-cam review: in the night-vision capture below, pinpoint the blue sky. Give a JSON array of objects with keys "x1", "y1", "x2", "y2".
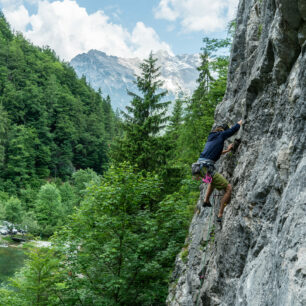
[{"x1": 0, "y1": 0, "x2": 239, "y2": 60}]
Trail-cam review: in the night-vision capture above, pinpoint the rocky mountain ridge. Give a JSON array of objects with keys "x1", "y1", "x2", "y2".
[
  {"x1": 70, "y1": 50, "x2": 201, "y2": 110},
  {"x1": 167, "y1": 0, "x2": 306, "y2": 305}
]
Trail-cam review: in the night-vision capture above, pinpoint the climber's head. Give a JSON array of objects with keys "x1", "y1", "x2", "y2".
[{"x1": 212, "y1": 123, "x2": 229, "y2": 133}]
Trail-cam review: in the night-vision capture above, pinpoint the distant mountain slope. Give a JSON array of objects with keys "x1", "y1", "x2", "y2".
[{"x1": 70, "y1": 50, "x2": 200, "y2": 110}]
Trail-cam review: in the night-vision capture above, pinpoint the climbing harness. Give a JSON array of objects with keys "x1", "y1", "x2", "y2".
[
  {"x1": 191, "y1": 158, "x2": 215, "y2": 186},
  {"x1": 198, "y1": 158, "x2": 215, "y2": 175}
]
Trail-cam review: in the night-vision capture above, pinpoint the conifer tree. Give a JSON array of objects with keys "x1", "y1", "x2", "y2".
[
  {"x1": 0, "y1": 105, "x2": 9, "y2": 171},
  {"x1": 112, "y1": 52, "x2": 170, "y2": 172},
  {"x1": 166, "y1": 95, "x2": 184, "y2": 155}
]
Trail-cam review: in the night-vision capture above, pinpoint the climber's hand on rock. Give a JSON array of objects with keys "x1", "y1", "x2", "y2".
[
  {"x1": 222, "y1": 144, "x2": 233, "y2": 155},
  {"x1": 238, "y1": 120, "x2": 242, "y2": 125}
]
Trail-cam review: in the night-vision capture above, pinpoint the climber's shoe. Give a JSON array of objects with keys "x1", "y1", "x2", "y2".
[
  {"x1": 216, "y1": 216, "x2": 222, "y2": 223},
  {"x1": 203, "y1": 201, "x2": 212, "y2": 207}
]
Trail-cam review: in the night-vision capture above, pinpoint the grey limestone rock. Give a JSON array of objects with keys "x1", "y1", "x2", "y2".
[{"x1": 167, "y1": 0, "x2": 306, "y2": 305}]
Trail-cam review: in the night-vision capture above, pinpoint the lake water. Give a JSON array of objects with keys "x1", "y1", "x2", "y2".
[{"x1": 0, "y1": 246, "x2": 27, "y2": 284}]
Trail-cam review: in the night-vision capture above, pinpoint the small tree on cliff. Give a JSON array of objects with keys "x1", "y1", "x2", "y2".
[{"x1": 111, "y1": 52, "x2": 170, "y2": 172}]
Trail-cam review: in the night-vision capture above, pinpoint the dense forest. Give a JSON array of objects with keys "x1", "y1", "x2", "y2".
[{"x1": 0, "y1": 12, "x2": 231, "y2": 305}]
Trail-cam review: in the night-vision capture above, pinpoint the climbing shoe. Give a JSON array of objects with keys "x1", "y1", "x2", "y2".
[
  {"x1": 203, "y1": 201, "x2": 212, "y2": 207},
  {"x1": 216, "y1": 217, "x2": 222, "y2": 223}
]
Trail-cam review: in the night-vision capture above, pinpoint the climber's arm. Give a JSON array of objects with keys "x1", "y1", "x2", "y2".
[
  {"x1": 221, "y1": 124, "x2": 240, "y2": 139},
  {"x1": 221, "y1": 143, "x2": 234, "y2": 155}
]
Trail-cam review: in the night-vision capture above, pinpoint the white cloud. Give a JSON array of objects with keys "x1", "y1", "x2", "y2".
[
  {"x1": 131, "y1": 22, "x2": 173, "y2": 58},
  {"x1": 154, "y1": 0, "x2": 179, "y2": 21},
  {"x1": 3, "y1": 5, "x2": 30, "y2": 31},
  {"x1": 154, "y1": 0, "x2": 239, "y2": 32},
  {"x1": 2, "y1": 0, "x2": 172, "y2": 60}
]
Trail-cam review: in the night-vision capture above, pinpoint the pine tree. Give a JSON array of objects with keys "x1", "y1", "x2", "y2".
[
  {"x1": 167, "y1": 95, "x2": 184, "y2": 153},
  {"x1": 0, "y1": 104, "x2": 9, "y2": 172},
  {"x1": 112, "y1": 52, "x2": 170, "y2": 172}
]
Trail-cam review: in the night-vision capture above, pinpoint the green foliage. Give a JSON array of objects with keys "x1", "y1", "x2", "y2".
[
  {"x1": 50, "y1": 164, "x2": 193, "y2": 305},
  {"x1": 3, "y1": 197, "x2": 23, "y2": 224},
  {"x1": 166, "y1": 95, "x2": 185, "y2": 156},
  {"x1": 53, "y1": 164, "x2": 160, "y2": 304},
  {"x1": 58, "y1": 182, "x2": 78, "y2": 215},
  {"x1": 0, "y1": 247, "x2": 64, "y2": 306},
  {"x1": 6, "y1": 125, "x2": 38, "y2": 188},
  {"x1": 34, "y1": 183, "x2": 62, "y2": 237},
  {"x1": 228, "y1": 19, "x2": 237, "y2": 38},
  {"x1": 20, "y1": 211, "x2": 40, "y2": 235},
  {"x1": 19, "y1": 186, "x2": 38, "y2": 211},
  {"x1": 0, "y1": 12, "x2": 13, "y2": 41},
  {"x1": 0, "y1": 14, "x2": 121, "y2": 237},
  {"x1": 181, "y1": 248, "x2": 189, "y2": 263},
  {"x1": 71, "y1": 168, "x2": 101, "y2": 201},
  {"x1": 0, "y1": 104, "x2": 9, "y2": 170},
  {"x1": 0, "y1": 170, "x2": 197, "y2": 305}
]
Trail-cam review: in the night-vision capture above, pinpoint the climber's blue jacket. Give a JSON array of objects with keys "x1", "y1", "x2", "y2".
[{"x1": 199, "y1": 123, "x2": 240, "y2": 162}]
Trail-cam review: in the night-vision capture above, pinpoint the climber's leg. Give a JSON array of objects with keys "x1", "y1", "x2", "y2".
[
  {"x1": 211, "y1": 173, "x2": 230, "y2": 220},
  {"x1": 204, "y1": 183, "x2": 214, "y2": 203},
  {"x1": 218, "y1": 184, "x2": 232, "y2": 218}
]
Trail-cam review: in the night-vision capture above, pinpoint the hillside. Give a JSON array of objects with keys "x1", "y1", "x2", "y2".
[
  {"x1": 167, "y1": 0, "x2": 306, "y2": 305},
  {"x1": 0, "y1": 13, "x2": 117, "y2": 190}
]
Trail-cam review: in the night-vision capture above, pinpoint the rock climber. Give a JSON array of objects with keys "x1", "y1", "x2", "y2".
[{"x1": 193, "y1": 120, "x2": 242, "y2": 222}]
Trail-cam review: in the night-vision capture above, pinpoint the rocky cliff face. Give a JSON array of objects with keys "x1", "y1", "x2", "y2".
[{"x1": 167, "y1": 0, "x2": 306, "y2": 305}]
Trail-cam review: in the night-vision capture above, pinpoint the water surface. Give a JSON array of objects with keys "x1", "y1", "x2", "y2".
[{"x1": 0, "y1": 246, "x2": 27, "y2": 284}]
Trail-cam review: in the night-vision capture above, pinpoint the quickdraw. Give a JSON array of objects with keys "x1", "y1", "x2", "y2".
[{"x1": 202, "y1": 173, "x2": 212, "y2": 184}]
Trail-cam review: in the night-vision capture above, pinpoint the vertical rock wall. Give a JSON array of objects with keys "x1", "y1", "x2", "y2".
[{"x1": 167, "y1": 0, "x2": 306, "y2": 305}]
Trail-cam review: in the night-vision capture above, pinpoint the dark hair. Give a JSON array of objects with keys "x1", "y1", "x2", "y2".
[
  {"x1": 212, "y1": 127, "x2": 225, "y2": 133},
  {"x1": 212, "y1": 123, "x2": 229, "y2": 133}
]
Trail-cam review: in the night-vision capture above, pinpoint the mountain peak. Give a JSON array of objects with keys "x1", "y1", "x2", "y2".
[{"x1": 70, "y1": 50, "x2": 201, "y2": 110}]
